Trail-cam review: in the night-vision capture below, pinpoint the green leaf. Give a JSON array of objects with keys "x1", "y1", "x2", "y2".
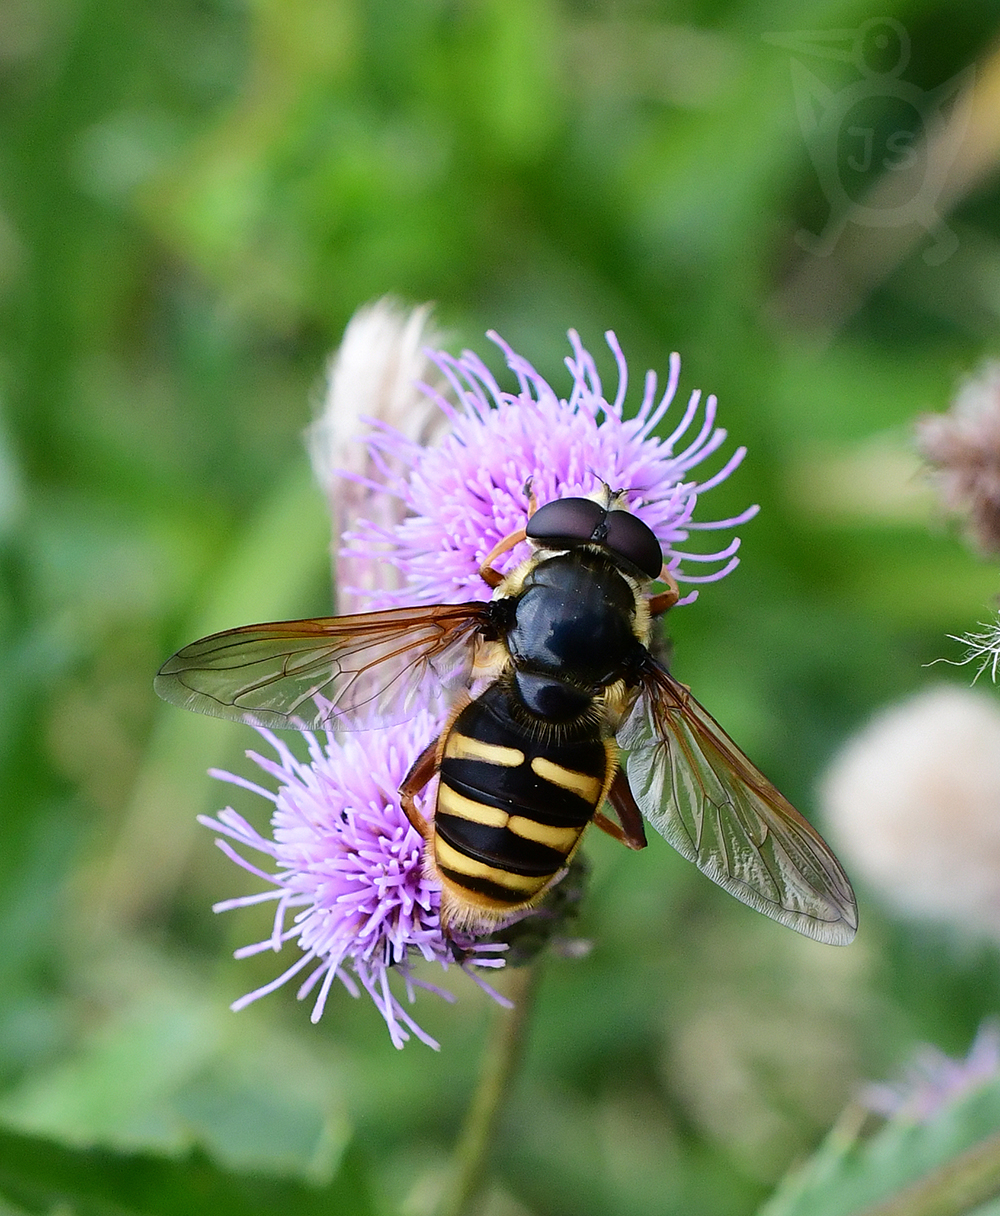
[
  {"x1": 0, "y1": 1126, "x2": 378, "y2": 1216},
  {"x1": 760, "y1": 1079, "x2": 1000, "y2": 1216}
]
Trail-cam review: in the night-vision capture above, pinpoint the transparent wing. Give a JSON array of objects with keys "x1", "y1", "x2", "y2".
[
  {"x1": 154, "y1": 602, "x2": 488, "y2": 731},
  {"x1": 618, "y1": 663, "x2": 858, "y2": 945}
]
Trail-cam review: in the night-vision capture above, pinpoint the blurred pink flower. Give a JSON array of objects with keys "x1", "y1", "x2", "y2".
[
  {"x1": 918, "y1": 361, "x2": 1000, "y2": 555},
  {"x1": 861, "y1": 1021, "x2": 1000, "y2": 1122}
]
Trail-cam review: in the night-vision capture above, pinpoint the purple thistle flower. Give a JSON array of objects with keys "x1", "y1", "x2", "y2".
[
  {"x1": 200, "y1": 710, "x2": 507, "y2": 1050},
  {"x1": 340, "y1": 329, "x2": 758, "y2": 609}
]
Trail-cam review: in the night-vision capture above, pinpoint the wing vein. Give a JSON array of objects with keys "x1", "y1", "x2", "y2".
[{"x1": 621, "y1": 661, "x2": 858, "y2": 945}]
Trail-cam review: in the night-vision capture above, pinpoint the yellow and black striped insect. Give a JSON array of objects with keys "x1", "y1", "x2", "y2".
[{"x1": 155, "y1": 489, "x2": 858, "y2": 944}]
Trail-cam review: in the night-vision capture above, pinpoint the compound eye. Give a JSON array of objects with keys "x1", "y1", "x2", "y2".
[
  {"x1": 605, "y1": 511, "x2": 662, "y2": 579},
  {"x1": 526, "y1": 497, "x2": 605, "y2": 548}
]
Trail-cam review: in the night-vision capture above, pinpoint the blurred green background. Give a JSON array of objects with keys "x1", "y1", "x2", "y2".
[{"x1": 4, "y1": 1, "x2": 1000, "y2": 1213}]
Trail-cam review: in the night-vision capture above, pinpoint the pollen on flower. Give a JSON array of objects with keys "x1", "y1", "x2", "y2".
[
  {"x1": 339, "y1": 330, "x2": 758, "y2": 610},
  {"x1": 200, "y1": 711, "x2": 507, "y2": 1050}
]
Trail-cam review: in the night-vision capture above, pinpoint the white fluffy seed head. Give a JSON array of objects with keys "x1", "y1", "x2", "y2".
[
  {"x1": 308, "y1": 297, "x2": 449, "y2": 611},
  {"x1": 820, "y1": 684, "x2": 1000, "y2": 936}
]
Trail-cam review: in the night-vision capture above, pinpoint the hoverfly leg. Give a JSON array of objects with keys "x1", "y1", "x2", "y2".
[
  {"x1": 479, "y1": 527, "x2": 528, "y2": 588},
  {"x1": 399, "y1": 736, "x2": 441, "y2": 839},
  {"x1": 594, "y1": 770, "x2": 648, "y2": 851},
  {"x1": 647, "y1": 565, "x2": 680, "y2": 617}
]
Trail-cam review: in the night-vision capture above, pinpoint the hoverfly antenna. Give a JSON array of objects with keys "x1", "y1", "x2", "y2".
[
  {"x1": 584, "y1": 472, "x2": 616, "y2": 508},
  {"x1": 606, "y1": 482, "x2": 651, "y2": 512}
]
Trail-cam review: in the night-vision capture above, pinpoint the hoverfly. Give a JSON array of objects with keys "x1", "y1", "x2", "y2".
[{"x1": 155, "y1": 489, "x2": 857, "y2": 944}]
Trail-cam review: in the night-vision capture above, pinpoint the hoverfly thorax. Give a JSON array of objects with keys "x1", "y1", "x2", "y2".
[{"x1": 505, "y1": 551, "x2": 647, "y2": 689}]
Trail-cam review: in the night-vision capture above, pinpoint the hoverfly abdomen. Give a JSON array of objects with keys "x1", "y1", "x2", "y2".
[{"x1": 433, "y1": 681, "x2": 613, "y2": 925}]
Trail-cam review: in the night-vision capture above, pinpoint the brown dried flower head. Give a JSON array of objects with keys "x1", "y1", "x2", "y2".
[{"x1": 917, "y1": 362, "x2": 1000, "y2": 555}]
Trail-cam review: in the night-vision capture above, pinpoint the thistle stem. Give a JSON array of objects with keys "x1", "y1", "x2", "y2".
[{"x1": 436, "y1": 963, "x2": 541, "y2": 1216}]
